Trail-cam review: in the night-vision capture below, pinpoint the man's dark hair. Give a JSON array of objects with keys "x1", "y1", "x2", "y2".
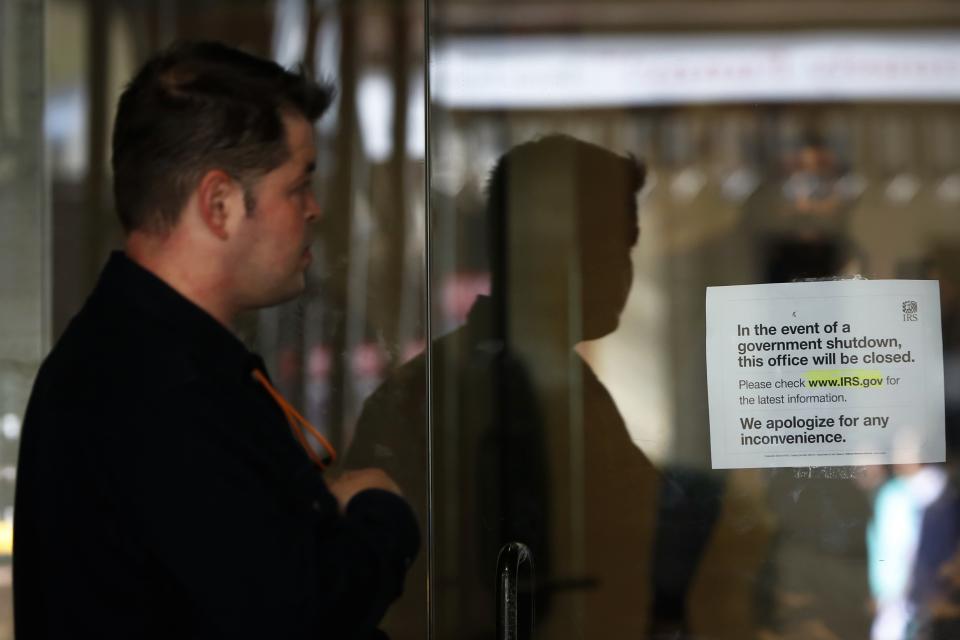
[{"x1": 112, "y1": 41, "x2": 334, "y2": 234}]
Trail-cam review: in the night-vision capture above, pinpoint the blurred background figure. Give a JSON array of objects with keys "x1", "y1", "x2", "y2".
[
  {"x1": 782, "y1": 134, "x2": 857, "y2": 225},
  {"x1": 869, "y1": 461, "x2": 947, "y2": 640}
]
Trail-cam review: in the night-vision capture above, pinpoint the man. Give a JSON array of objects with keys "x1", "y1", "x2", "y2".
[{"x1": 14, "y1": 42, "x2": 418, "y2": 639}]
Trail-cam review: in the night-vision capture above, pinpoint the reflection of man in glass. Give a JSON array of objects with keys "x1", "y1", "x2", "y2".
[{"x1": 348, "y1": 135, "x2": 658, "y2": 638}]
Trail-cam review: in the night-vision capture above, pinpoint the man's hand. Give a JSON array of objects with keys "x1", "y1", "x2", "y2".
[{"x1": 327, "y1": 468, "x2": 402, "y2": 513}]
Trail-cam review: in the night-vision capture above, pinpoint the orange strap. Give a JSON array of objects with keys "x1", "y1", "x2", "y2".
[{"x1": 251, "y1": 369, "x2": 337, "y2": 470}]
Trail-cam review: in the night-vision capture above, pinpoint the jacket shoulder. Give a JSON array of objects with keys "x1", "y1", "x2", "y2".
[{"x1": 33, "y1": 302, "x2": 197, "y2": 414}]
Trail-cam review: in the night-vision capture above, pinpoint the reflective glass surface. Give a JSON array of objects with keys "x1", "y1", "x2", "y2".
[
  {"x1": 9, "y1": 1, "x2": 960, "y2": 638},
  {"x1": 0, "y1": 1, "x2": 45, "y2": 636},
  {"x1": 422, "y1": 2, "x2": 960, "y2": 638}
]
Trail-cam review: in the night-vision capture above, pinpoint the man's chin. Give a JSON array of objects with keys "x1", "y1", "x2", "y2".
[{"x1": 256, "y1": 278, "x2": 308, "y2": 309}]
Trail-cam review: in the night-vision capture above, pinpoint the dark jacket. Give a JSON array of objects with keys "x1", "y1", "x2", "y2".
[{"x1": 14, "y1": 252, "x2": 418, "y2": 639}]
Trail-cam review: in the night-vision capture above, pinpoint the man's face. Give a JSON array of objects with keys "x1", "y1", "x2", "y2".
[{"x1": 231, "y1": 113, "x2": 320, "y2": 310}]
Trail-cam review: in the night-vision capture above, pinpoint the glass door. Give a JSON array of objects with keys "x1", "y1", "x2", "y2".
[
  {"x1": 1, "y1": 1, "x2": 46, "y2": 636},
  {"x1": 416, "y1": 2, "x2": 960, "y2": 638},
  {"x1": 15, "y1": 2, "x2": 960, "y2": 639}
]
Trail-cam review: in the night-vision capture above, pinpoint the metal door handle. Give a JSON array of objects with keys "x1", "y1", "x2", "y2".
[{"x1": 496, "y1": 541, "x2": 535, "y2": 640}]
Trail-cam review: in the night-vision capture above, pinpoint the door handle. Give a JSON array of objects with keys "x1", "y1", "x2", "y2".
[{"x1": 496, "y1": 541, "x2": 535, "y2": 640}]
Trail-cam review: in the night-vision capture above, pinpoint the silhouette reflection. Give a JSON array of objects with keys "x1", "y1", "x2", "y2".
[{"x1": 346, "y1": 135, "x2": 659, "y2": 638}]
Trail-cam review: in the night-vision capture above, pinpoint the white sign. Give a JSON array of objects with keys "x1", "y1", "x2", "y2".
[
  {"x1": 706, "y1": 280, "x2": 945, "y2": 469},
  {"x1": 433, "y1": 31, "x2": 960, "y2": 107}
]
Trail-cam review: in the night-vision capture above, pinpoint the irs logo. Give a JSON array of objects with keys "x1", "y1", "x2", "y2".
[{"x1": 903, "y1": 300, "x2": 918, "y2": 321}]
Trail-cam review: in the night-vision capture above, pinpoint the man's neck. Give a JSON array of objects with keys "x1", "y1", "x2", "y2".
[{"x1": 125, "y1": 233, "x2": 237, "y2": 329}]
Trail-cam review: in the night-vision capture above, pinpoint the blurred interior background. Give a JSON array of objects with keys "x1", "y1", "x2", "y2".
[{"x1": 3, "y1": 0, "x2": 960, "y2": 638}]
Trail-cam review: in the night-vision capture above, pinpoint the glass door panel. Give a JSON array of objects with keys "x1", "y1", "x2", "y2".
[
  {"x1": 0, "y1": 1, "x2": 46, "y2": 636},
  {"x1": 423, "y1": 3, "x2": 960, "y2": 638}
]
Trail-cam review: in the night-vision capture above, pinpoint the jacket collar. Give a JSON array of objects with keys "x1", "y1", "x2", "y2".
[{"x1": 90, "y1": 251, "x2": 264, "y2": 377}]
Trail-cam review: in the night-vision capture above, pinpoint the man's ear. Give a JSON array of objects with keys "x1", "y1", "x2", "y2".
[{"x1": 196, "y1": 169, "x2": 243, "y2": 240}]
